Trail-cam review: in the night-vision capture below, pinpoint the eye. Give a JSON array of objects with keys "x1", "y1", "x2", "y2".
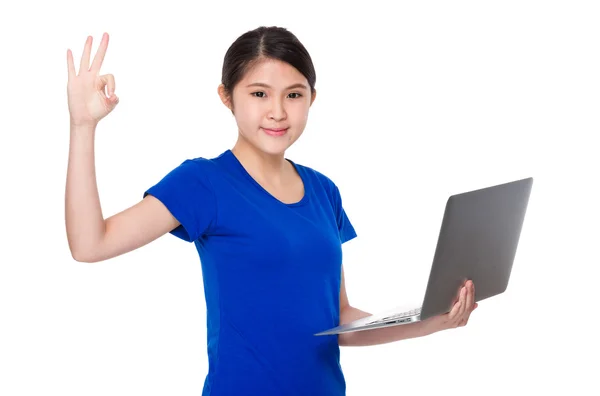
[{"x1": 250, "y1": 92, "x2": 303, "y2": 99}]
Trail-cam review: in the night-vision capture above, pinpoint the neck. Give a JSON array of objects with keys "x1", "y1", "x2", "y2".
[{"x1": 231, "y1": 137, "x2": 289, "y2": 185}]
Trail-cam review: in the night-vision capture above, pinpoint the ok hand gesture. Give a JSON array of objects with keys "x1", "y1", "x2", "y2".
[{"x1": 67, "y1": 33, "x2": 119, "y2": 127}]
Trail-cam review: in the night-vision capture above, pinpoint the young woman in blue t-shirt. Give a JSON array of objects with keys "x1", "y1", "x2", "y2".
[{"x1": 65, "y1": 26, "x2": 477, "y2": 396}]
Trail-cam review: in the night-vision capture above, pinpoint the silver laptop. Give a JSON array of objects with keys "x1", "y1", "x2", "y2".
[{"x1": 314, "y1": 177, "x2": 533, "y2": 336}]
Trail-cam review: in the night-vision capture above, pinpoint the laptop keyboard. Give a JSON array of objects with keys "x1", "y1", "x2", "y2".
[{"x1": 366, "y1": 308, "x2": 422, "y2": 325}]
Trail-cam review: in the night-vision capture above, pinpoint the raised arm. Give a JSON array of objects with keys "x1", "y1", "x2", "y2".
[
  {"x1": 65, "y1": 33, "x2": 179, "y2": 263},
  {"x1": 65, "y1": 127, "x2": 179, "y2": 262}
]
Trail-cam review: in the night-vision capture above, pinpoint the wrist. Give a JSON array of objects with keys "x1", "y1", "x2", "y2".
[
  {"x1": 70, "y1": 120, "x2": 97, "y2": 134},
  {"x1": 422, "y1": 315, "x2": 447, "y2": 335},
  {"x1": 70, "y1": 116, "x2": 97, "y2": 128}
]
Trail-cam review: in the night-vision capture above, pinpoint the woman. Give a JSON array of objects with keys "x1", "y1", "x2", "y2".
[{"x1": 65, "y1": 26, "x2": 477, "y2": 396}]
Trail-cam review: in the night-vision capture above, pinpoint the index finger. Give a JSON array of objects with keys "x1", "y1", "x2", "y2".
[
  {"x1": 90, "y1": 32, "x2": 109, "y2": 73},
  {"x1": 67, "y1": 49, "x2": 76, "y2": 80}
]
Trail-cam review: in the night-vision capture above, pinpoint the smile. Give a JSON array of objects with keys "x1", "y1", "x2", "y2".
[{"x1": 262, "y1": 127, "x2": 288, "y2": 136}]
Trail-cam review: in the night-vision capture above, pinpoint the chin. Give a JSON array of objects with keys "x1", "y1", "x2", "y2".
[
  {"x1": 238, "y1": 130, "x2": 296, "y2": 156},
  {"x1": 255, "y1": 141, "x2": 292, "y2": 156},
  {"x1": 256, "y1": 136, "x2": 294, "y2": 154},
  {"x1": 261, "y1": 146, "x2": 288, "y2": 156}
]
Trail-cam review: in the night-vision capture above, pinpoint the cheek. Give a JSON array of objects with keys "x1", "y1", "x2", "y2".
[
  {"x1": 236, "y1": 107, "x2": 261, "y2": 126},
  {"x1": 292, "y1": 107, "x2": 310, "y2": 125}
]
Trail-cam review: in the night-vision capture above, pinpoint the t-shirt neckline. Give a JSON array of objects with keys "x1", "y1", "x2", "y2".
[{"x1": 223, "y1": 149, "x2": 309, "y2": 207}]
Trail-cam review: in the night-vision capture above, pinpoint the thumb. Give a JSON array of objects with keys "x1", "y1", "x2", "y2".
[
  {"x1": 107, "y1": 93, "x2": 120, "y2": 108},
  {"x1": 99, "y1": 74, "x2": 116, "y2": 97}
]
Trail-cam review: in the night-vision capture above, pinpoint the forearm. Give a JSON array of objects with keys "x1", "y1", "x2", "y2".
[
  {"x1": 65, "y1": 123, "x2": 105, "y2": 261},
  {"x1": 338, "y1": 305, "x2": 436, "y2": 347}
]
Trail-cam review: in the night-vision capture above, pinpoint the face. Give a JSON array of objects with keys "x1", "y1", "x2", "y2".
[{"x1": 218, "y1": 58, "x2": 316, "y2": 156}]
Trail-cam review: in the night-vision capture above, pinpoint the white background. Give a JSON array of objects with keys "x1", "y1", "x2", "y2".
[{"x1": 1, "y1": 1, "x2": 598, "y2": 395}]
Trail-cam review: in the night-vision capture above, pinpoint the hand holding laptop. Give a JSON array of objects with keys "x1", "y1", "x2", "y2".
[
  {"x1": 422, "y1": 280, "x2": 479, "y2": 335},
  {"x1": 315, "y1": 177, "x2": 532, "y2": 337}
]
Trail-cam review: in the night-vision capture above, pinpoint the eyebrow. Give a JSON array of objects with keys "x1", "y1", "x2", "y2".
[{"x1": 246, "y1": 82, "x2": 308, "y2": 90}]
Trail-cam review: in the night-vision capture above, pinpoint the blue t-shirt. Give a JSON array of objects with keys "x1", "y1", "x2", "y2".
[{"x1": 144, "y1": 149, "x2": 357, "y2": 396}]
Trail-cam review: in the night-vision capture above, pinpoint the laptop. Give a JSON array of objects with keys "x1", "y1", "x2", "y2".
[{"x1": 314, "y1": 177, "x2": 533, "y2": 336}]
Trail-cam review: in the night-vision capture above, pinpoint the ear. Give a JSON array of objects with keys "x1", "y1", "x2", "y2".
[
  {"x1": 310, "y1": 88, "x2": 317, "y2": 107},
  {"x1": 218, "y1": 84, "x2": 233, "y2": 111}
]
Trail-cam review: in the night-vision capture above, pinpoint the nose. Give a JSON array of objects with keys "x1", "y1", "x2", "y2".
[{"x1": 268, "y1": 98, "x2": 287, "y2": 121}]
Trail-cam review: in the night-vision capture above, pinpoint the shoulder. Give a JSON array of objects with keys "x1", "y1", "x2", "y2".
[
  {"x1": 182, "y1": 156, "x2": 217, "y2": 169},
  {"x1": 148, "y1": 156, "x2": 221, "y2": 195},
  {"x1": 173, "y1": 156, "x2": 221, "y2": 180},
  {"x1": 292, "y1": 161, "x2": 341, "y2": 198},
  {"x1": 184, "y1": 149, "x2": 235, "y2": 174}
]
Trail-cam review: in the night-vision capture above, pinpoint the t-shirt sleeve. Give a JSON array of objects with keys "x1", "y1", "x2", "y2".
[
  {"x1": 143, "y1": 159, "x2": 217, "y2": 242},
  {"x1": 331, "y1": 183, "x2": 357, "y2": 244}
]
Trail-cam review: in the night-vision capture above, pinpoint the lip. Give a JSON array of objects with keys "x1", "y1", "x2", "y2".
[{"x1": 262, "y1": 127, "x2": 289, "y2": 136}]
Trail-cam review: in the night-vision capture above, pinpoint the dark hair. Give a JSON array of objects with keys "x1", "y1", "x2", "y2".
[{"x1": 221, "y1": 26, "x2": 316, "y2": 107}]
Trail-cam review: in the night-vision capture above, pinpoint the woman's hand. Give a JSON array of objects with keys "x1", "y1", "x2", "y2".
[
  {"x1": 67, "y1": 33, "x2": 119, "y2": 127},
  {"x1": 424, "y1": 280, "x2": 478, "y2": 333}
]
